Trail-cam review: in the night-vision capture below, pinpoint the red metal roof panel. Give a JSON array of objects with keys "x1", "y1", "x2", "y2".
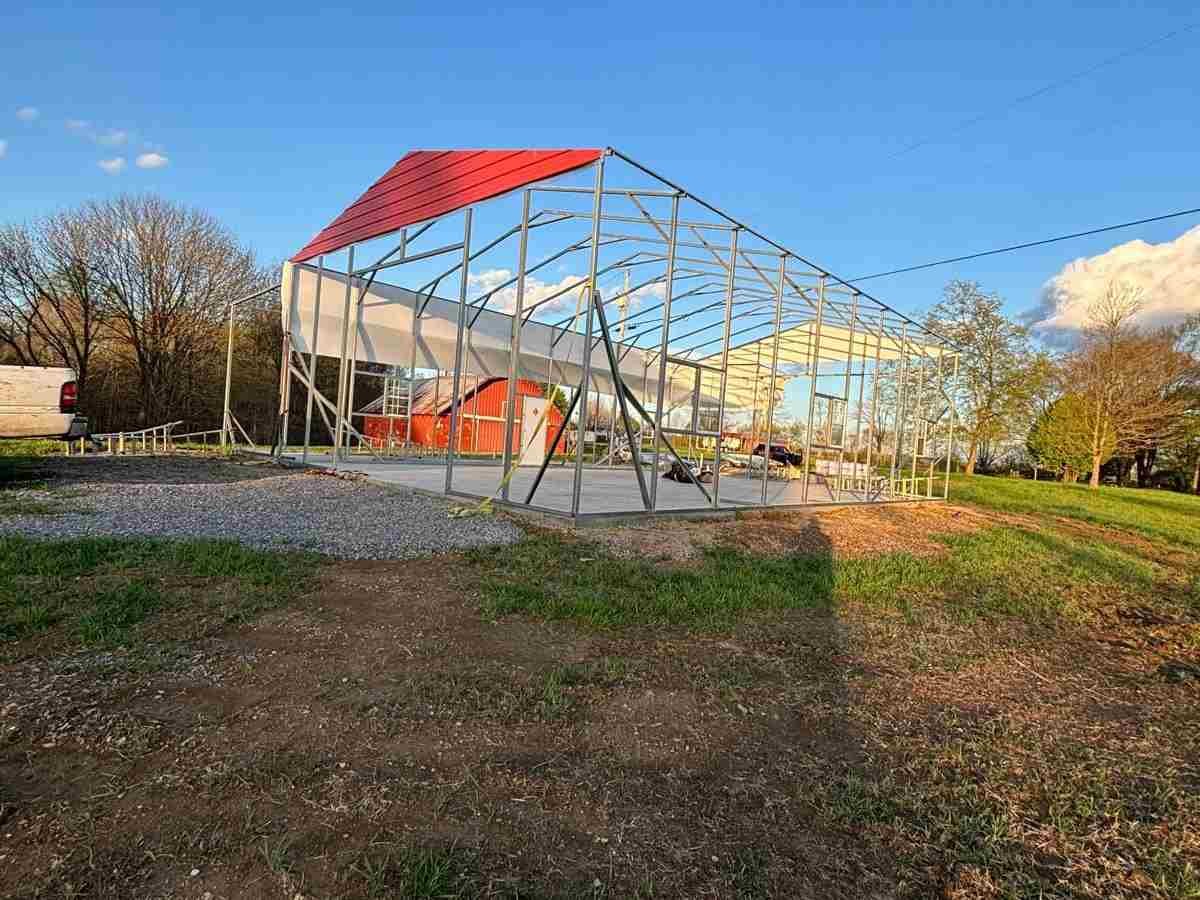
[{"x1": 291, "y1": 148, "x2": 602, "y2": 262}]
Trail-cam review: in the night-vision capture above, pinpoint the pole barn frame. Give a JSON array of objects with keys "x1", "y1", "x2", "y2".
[{"x1": 274, "y1": 147, "x2": 960, "y2": 522}]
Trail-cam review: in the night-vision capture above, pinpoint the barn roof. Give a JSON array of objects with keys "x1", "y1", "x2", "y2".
[
  {"x1": 360, "y1": 375, "x2": 514, "y2": 417},
  {"x1": 291, "y1": 149, "x2": 602, "y2": 262}
]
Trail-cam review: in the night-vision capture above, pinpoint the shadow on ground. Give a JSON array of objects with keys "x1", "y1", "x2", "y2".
[{"x1": 2, "y1": 509, "x2": 1197, "y2": 898}]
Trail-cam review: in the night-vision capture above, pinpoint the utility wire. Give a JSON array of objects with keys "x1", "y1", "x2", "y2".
[
  {"x1": 848, "y1": 206, "x2": 1200, "y2": 283},
  {"x1": 891, "y1": 22, "x2": 1197, "y2": 158}
]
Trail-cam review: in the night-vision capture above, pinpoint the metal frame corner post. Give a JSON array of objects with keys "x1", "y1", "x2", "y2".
[
  {"x1": 333, "y1": 245, "x2": 356, "y2": 466},
  {"x1": 302, "y1": 256, "x2": 325, "y2": 463},
  {"x1": 221, "y1": 299, "x2": 235, "y2": 450},
  {"x1": 570, "y1": 154, "x2": 607, "y2": 517},
  {"x1": 500, "y1": 190, "x2": 532, "y2": 500},
  {"x1": 444, "y1": 207, "x2": 474, "y2": 494}
]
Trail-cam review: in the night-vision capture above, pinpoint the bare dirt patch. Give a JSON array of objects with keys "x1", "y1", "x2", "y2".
[{"x1": 574, "y1": 501, "x2": 1001, "y2": 564}]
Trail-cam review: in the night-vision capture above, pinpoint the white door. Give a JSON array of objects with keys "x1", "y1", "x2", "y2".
[{"x1": 519, "y1": 396, "x2": 548, "y2": 466}]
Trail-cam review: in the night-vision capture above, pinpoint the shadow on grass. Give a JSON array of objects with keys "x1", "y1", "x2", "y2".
[{"x1": 469, "y1": 528, "x2": 838, "y2": 632}]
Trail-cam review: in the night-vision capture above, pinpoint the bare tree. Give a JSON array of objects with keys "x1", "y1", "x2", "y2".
[
  {"x1": 89, "y1": 195, "x2": 268, "y2": 425},
  {"x1": 0, "y1": 211, "x2": 107, "y2": 399},
  {"x1": 1065, "y1": 282, "x2": 1197, "y2": 489}
]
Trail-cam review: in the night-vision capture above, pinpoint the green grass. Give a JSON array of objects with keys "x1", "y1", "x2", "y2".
[
  {"x1": 471, "y1": 522, "x2": 1165, "y2": 632},
  {"x1": 0, "y1": 439, "x2": 64, "y2": 458},
  {"x1": 951, "y1": 473, "x2": 1200, "y2": 550},
  {"x1": 0, "y1": 535, "x2": 318, "y2": 648},
  {"x1": 349, "y1": 846, "x2": 479, "y2": 899}
]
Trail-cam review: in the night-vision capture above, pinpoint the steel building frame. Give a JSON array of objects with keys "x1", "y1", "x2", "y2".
[{"x1": 275, "y1": 147, "x2": 959, "y2": 522}]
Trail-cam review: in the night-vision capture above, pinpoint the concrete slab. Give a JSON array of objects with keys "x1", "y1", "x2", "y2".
[{"x1": 289, "y1": 453, "x2": 882, "y2": 516}]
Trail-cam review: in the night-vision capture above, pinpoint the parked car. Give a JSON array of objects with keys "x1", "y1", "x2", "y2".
[
  {"x1": 750, "y1": 442, "x2": 803, "y2": 467},
  {"x1": 0, "y1": 365, "x2": 88, "y2": 440}
]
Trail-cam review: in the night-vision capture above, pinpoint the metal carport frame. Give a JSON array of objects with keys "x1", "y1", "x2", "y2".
[{"x1": 274, "y1": 147, "x2": 960, "y2": 521}]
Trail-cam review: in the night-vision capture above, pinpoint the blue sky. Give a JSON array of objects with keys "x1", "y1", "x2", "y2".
[{"x1": 3, "y1": 1, "x2": 1197, "y2": 326}]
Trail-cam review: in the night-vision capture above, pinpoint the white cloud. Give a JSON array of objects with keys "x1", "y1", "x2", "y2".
[
  {"x1": 135, "y1": 151, "x2": 168, "y2": 169},
  {"x1": 0, "y1": 139, "x2": 7, "y2": 159},
  {"x1": 98, "y1": 156, "x2": 126, "y2": 175},
  {"x1": 65, "y1": 119, "x2": 90, "y2": 132},
  {"x1": 16, "y1": 106, "x2": 38, "y2": 122},
  {"x1": 1029, "y1": 225, "x2": 1200, "y2": 340},
  {"x1": 468, "y1": 267, "x2": 592, "y2": 317},
  {"x1": 98, "y1": 129, "x2": 128, "y2": 147},
  {"x1": 467, "y1": 267, "x2": 670, "y2": 322}
]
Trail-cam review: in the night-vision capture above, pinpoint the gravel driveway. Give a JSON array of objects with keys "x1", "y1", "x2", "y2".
[{"x1": 0, "y1": 456, "x2": 522, "y2": 559}]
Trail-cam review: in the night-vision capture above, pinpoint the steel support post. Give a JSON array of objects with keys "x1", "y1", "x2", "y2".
[
  {"x1": 801, "y1": 276, "x2": 826, "y2": 504},
  {"x1": 593, "y1": 289, "x2": 650, "y2": 509},
  {"x1": 278, "y1": 274, "x2": 296, "y2": 458},
  {"x1": 761, "y1": 255, "x2": 787, "y2": 505},
  {"x1": 944, "y1": 352, "x2": 959, "y2": 499},
  {"x1": 302, "y1": 256, "x2": 325, "y2": 463},
  {"x1": 864, "y1": 311, "x2": 885, "y2": 487},
  {"x1": 930, "y1": 350, "x2": 944, "y2": 498},
  {"x1": 332, "y1": 246, "x2": 355, "y2": 466},
  {"x1": 710, "y1": 227, "x2": 739, "y2": 508},
  {"x1": 344, "y1": 271, "x2": 375, "y2": 459},
  {"x1": 570, "y1": 155, "x2": 607, "y2": 517},
  {"x1": 649, "y1": 193, "x2": 681, "y2": 511},
  {"x1": 747, "y1": 341, "x2": 762, "y2": 478},
  {"x1": 405, "y1": 315, "x2": 418, "y2": 448},
  {"x1": 500, "y1": 190, "x2": 532, "y2": 499},
  {"x1": 891, "y1": 323, "x2": 910, "y2": 486},
  {"x1": 851, "y1": 297, "x2": 869, "y2": 492},
  {"x1": 221, "y1": 300, "x2": 235, "y2": 450},
  {"x1": 444, "y1": 208, "x2": 474, "y2": 494},
  {"x1": 835, "y1": 291, "x2": 858, "y2": 501},
  {"x1": 907, "y1": 352, "x2": 926, "y2": 494},
  {"x1": 910, "y1": 350, "x2": 926, "y2": 489}
]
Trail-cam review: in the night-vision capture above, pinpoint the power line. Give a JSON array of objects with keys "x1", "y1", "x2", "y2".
[
  {"x1": 848, "y1": 206, "x2": 1200, "y2": 283},
  {"x1": 891, "y1": 22, "x2": 1198, "y2": 159}
]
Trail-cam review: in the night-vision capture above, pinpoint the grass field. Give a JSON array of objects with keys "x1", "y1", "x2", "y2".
[{"x1": 1, "y1": 465, "x2": 1198, "y2": 898}]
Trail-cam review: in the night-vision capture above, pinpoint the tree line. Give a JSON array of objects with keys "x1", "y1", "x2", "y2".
[
  {"x1": 933, "y1": 280, "x2": 1199, "y2": 493},
  {"x1": 0, "y1": 195, "x2": 281, "y2": 437}
]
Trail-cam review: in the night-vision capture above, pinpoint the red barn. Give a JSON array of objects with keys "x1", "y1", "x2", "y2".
[{"x1": 361, "y1": 376, "x2": 566, "y2": 459}]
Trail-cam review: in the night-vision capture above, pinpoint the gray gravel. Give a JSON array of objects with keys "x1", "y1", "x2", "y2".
[{"x1": 0, "y1": 466, "x2": 523, "y2": 559}]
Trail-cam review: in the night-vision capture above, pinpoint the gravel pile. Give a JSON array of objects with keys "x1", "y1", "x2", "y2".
[{"x1": 0, "y1": 467, "x2": 522, "y2": 559}]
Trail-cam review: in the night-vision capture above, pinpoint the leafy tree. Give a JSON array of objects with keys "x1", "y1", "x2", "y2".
[
  {"x1": 925, "y1": 281, "x2": 1044, "y2": 475},
  {"x1": 1027, "y1": 395, "x2": 1105, "y2": 482},
  {"x1": 547, "y1": 384, "x2": 569, "y2": 418}
]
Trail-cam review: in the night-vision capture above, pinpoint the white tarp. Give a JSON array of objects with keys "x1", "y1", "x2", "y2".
[{"x1": 282, "y1": 262, "x2": 765, "y2": 409}]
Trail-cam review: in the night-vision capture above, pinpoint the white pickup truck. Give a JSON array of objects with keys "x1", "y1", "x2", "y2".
[{"x1": 0, "y1": 365, "x2": 89, "y2": 440}]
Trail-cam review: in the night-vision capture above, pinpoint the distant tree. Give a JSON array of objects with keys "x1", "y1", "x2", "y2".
[
  {"x1": 547, "y1": 384, "x2": 569, "y2": 418},
  {"x1": 89, "y1": 195, "x2": 270, "y2": 425},
  {"x1": 1063, "y1": 282, "x2": 1197, "y2": 489},
  {"x1": 925, "y1": 280, "x2": 1044, "y2": 475},
  {"x1": 0, "y1": 210, "x2": 108, "y2": 403},
  {"x1": 1027, "y1": 395, "x2": 1103, "y2": 483}
]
